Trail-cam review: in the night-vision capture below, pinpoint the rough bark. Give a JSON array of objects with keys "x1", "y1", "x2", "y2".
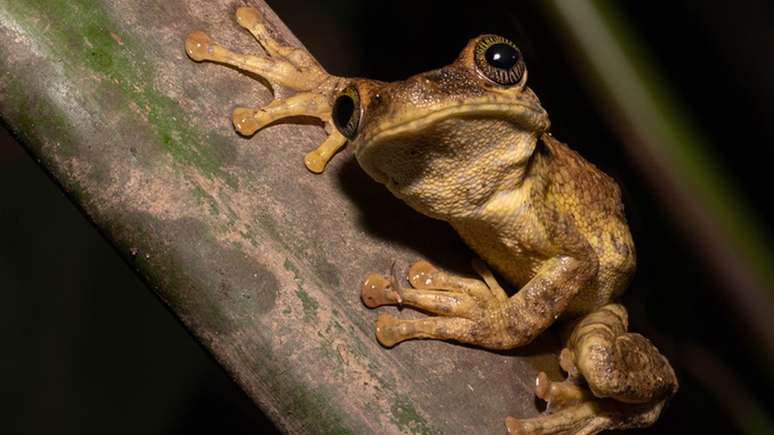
[{"x1": 0, "y1": 1, "x2": 559, "y2": 433}]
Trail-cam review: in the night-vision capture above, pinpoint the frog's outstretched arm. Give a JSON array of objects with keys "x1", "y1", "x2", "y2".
[{"x1": 185, "y1": 7, "x2": 347, "y2": 173}]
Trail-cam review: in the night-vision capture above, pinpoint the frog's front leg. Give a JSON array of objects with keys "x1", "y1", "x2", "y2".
[
  {"x1": 363, "y1": 255, "x2": 594, "y2": 349},
  {"x1": 360, "y1": 259, "x2": 512, "y2": 347},
  {"x1": 185, "y1": 6, "x2": 347, "y2": 172},
  {"x1": 361, "y1": 259, "x2": 506, "y2": 312}
]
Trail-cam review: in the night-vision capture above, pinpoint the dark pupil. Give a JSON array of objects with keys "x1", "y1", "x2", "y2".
[
  {"x1": 332, "y1": 95, "x2": 355, "y2": 131},
  {"x1": 485, "y1": 43, "x2": 519, "y2": 69}
]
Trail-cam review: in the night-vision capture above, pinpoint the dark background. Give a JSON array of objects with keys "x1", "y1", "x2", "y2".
[{"x1": 2, "y1": 0, "x2": 773, "y2": 434}]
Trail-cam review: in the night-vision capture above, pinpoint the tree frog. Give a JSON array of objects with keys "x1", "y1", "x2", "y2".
[{"x1": 186, "y1": 6, "x2": 677, "y2": 434}]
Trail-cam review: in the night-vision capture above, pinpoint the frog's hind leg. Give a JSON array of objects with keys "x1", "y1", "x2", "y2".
[
  {"x1": 505, "y1": 304, "x2": 678, "y2": 435},
  {"x1": 566, "y1": 304, "x2": 678, "y2": 405},
  {"x1": 185, "y1": 6, "x2": 347, "y2": 172}
]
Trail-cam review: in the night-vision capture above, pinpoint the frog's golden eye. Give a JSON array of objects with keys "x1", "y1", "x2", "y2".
[
  {"x1": 332, "y1": 86, "x2": 361, "y2": 139},
  {"x1": 474, "y1": 35, "x2": 525, "y2": 86}
]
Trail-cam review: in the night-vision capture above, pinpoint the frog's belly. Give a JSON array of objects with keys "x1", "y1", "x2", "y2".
[
  {"x1": 456, "y1": 227, "x2": 545, "y2": 292},
  {"x1": 487, "y1": 251, "x2": 542, "y2": 292}
]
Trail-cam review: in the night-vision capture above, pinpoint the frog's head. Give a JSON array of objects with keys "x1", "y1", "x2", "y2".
[{"x1": 332, "y1": 35, "x2": 550, "y2": 219}]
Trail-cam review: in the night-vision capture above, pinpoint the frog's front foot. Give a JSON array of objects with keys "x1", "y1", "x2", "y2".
[
  {"x1": 361, "y1": 259, "x2": 515, "y2": 348},
  {"x1": 360, "y1": 272, "x2": 403, "y2": 308},
  {"x1": 374, "y1": 313, "x2": 403, "y2": 348},
  {"x1": 185, "y1": 6, "x2": 348, "y2": 172}
]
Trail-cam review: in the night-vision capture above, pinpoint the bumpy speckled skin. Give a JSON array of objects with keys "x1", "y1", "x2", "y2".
[
  {"x1": 185, "y1": 10, "x2": 677, "y2": 434},
  {"x1": 350, "y1": 37, "x2": 676, "y2": 433}
]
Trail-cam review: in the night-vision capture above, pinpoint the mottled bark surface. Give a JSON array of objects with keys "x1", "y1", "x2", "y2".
[{"x1": 0, "y1": 1, "x2": 559, "y2": 433}]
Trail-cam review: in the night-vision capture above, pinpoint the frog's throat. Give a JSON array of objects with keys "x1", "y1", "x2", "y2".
[{"x1": 355, "y1": 101, "x2": 548, "y2": 156}]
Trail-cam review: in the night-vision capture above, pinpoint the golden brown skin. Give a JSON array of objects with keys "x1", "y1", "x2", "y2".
[{"x1": 186, "y1": 7, "x2": 677, "y2": 434}]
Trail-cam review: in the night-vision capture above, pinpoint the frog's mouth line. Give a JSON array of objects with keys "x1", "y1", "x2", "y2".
[{"x1": 356, "y1": 101, "x2": 548, "y2": 155}]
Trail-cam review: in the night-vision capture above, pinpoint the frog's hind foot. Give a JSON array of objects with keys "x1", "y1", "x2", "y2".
[
  {"x1": 185, "y1": 6, "x2": 347, "y2": 172},
  {"x1": 505, "y1": 402, "x2": 611, "y2": 435},
  {"x1": 506, "y1": 304, "x2": 678, "y2": 434},
  {"x1": 534, "y1": 372, "x2": 593, "y2": 411},
  {"x1": 566, "y1": 304, "x2": 678, "y2": 404},
  {"x1": 504, "y1": 374, "x2": 607, "y2": 434},
  {"x1": 504, "y1": 396, "x2": 668, "y2": 435}
]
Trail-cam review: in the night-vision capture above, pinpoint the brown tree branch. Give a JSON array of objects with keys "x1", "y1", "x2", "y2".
[{"x1": 0, "y1": 1, "x2": 558, "y2": 432}]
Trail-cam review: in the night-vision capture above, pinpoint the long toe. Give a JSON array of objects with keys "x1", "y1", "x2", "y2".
[
  {"x1": 361, "y1": 273, "x2": 400, "y2": 308},
  {"x1": 375, "y1": 313, "x2": 403, "y2": 348},
  {"x1": 408, "y1": 259, "x2": 438, "y2": 289}
]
